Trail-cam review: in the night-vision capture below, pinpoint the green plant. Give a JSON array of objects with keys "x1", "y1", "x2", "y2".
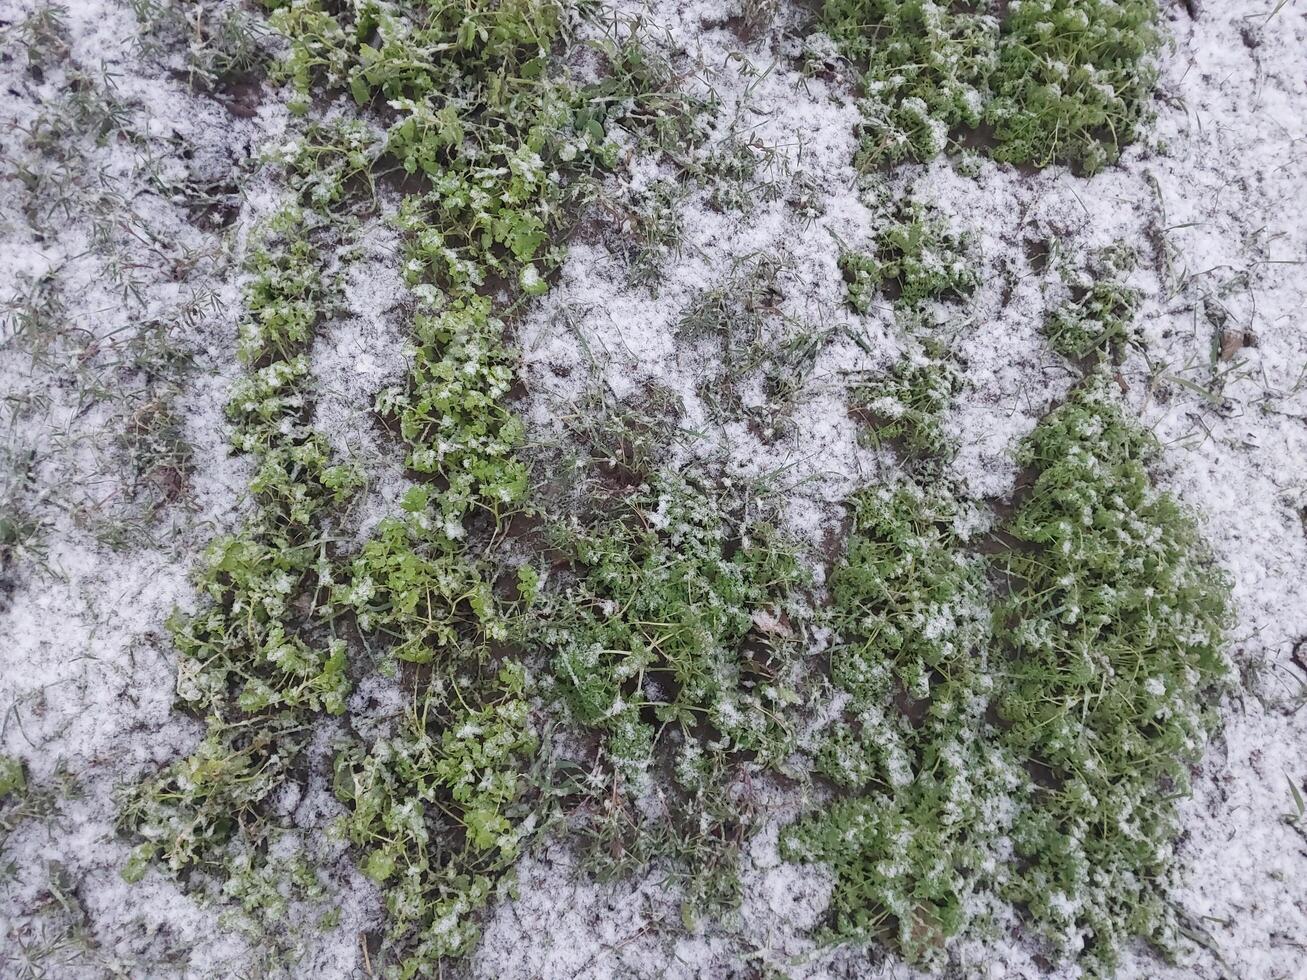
[
  {"x1": 242, "y1": 1, "x2": 705, "y2": 970},
  {"x1": 129, "y1": 0, "x2": 269, "y2": 91},
  {"x1": 822, "y1": 0, "x2": 997, "y2": 168},
  {"x1": 785, "y1": 373, "x2": 1231, "y2": 972},
  {"x1": 541, "y1": 470, "x2": 810, "y2": 912},
  {"x1": 701, "y1": 135, "x2": 789, "y2": 213},
  {"x1": 121, "y1": 721, "x2": 307, "y2": 882},
  {"x1": 1045, "y1": 277, "x2": 1139, "y2": 360},
  {"x1": 579, "y1": 30, "x2": 713, "y2": 160},
  {"x1": 840, "y1": 203, "x2": 977, "y2": 313},
  {"x1": 783, "y1": 484, "x2": 1014, "y2": 966},
  {"x1": 0, "y1": 756, "x2": 26, "y2": 798},
  {"x1": 852, "y1": 351, "x2": 960, "y2": 459},
  {"x1": 122, "y1": 209, "x2": 358, "y2": 917},
  {"x1": 9, "y1": 3, "x2": 69, "y2": 68},
  {"x1": 332, "y1": 662, "x2": 537, "y2": 974},
  {"x1": 996, "y1": 371, "x2": 1230, "y2": 971},
  {"x1": 818, "y1": 0, "x2": 1160, "y2": 174},
  {"x1": 331, "y1": 488, "x2": 507, "y2": 667},
  {"x1": 987, "y1": 0, "x2": 1159, "y2": 174},
  {"x1": 375, "y1": 297, "x2": 528, "y2": 525},
  {"x1": 273, "y1": 119, "x2": 382, "y2": 210},
  {"x1": 621, "y1": 178, "x2": 688, "y2": 288}
]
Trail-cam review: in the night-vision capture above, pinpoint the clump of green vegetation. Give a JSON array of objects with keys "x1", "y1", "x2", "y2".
[
  {"x1": 580, "y1": 31, "x2": 713, "y2": 161},
  {"x1": 0, "y1": 764, "x2": 105, "y2": 972},
  {"x1": 821, "y1": 0, "x2": 997, "y2": 168},
  {"x1": 129, "y1": 0, "x2": 269, "y2": 93},
  {"x1": 678, "y1": 256, "x2": 782, "y2": 400},
  {"x1": 819, "y1": 0, "x2": 1160, "y2": 173},
  {"x1": 782, "y1": 484, "x2": 1015, "y2": 966},
  {"x1": 1045, "y1": 276, "x2": 1139, "y2": 360},
  {"x1": 852, "y1": 350, "x2": 960, "y2": 459},
  {"x1": 786, "y1": 377, "x2": 1231, "y2": 971},
  {"x1": 621, "y1": 178, "x2": 688, "y2": 289},
  {"x1": 541, "y1": 469, "x2": 810, "y2": 913},
  {"x1": 274, "y1": 118, "x2": 382, "y2": 210},
  {"x1": 1044, "y1": 246, "x2": 1141, "y2": 361},
  {"x1": 9, "y1": 3, "x2": 69, "y2": 70},
  {"x1": 840, "y1": 203, "x2": 977, "y2": 313},
  {"x1": 121, "y1": 722, "x2": 309, "y2": 882},
  {"x1": 996, "y1": 371, "x2": 1229, "y2": 971},
  {"x1": 987, "y1": 0, "x2": 1160, "y2": 174},
  {"x1": 3, "y1": 763, "x2": 81, "y2": 858},
  {"x1": 700, "y1": 135, "x2": 790, "y2": 213},
  {"x1": 229, "y1": 0, "x2": 714, "y2": 969},
  {"x1": 377, "y1": 297, "x2": 529, "y2": 526},
  {"x1": 332, "y1": 660, "x2": 537, "y2": 970}
]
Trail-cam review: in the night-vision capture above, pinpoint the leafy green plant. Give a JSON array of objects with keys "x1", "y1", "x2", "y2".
[
  {"x1": 540, "y1": 470, "x2": 810, "y2": 912},
  {"x1": 332, "y1": 661, "x2": 537, "y2": 974},
  {"x1": 787, "y1": 348, "x2": 1230, "y2": 974},
  {"x1": 376, "y1": 297, "x2": 528, "y2": 526},
  {"x1": 1045, "y1": 277, "x2": 1139, "y2": 360},
  {"x1": 0, "y1": 756, "x2": 26, "y2": 799},
  {"x1": 331, "y1": 488, "x2": 507, "y2": 668},
  {"x1": 819, "y1": 0, "x2": 1160, "y2": 173},
  {"x1": 122, "y1": 721, "x2": 307, "y2": 882},
  {"x1": 852, "y1": 350, "x2": 960, "y2": 459},
  {"x1": 701, "y1": 135, "x2": 789, "y2": 213},
  {"x1": 244, "y1": 0, "x2": 712, "y2": 970},
  {"x1": 996, "y1": 371, "x2": 1230, "y2": 971},
  {"x1": 840, "y1": 202, "x2": 977, "y2": 313},
  {"x1": 273, "y1": 118, "x2": 382, "y2": 210},
  {"x1": 783, "y1": 484, "x2": 1014, "y2": 966},
  {"x1": 987, "y1": 0, "x2": 1159, "y2": 174},
  {"x1": 822, "y1": 0, "x2": 997, "y2": 167},
  {"x1": 122, "y1": 209, "x2": 358, "y2": 918}
]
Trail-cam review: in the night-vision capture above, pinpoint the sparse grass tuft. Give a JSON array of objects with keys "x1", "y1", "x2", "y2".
[
  {"x1": 129, "y1": 0, "x2": 269, "y2": 92},
  {"x1": 122, "y1": 209, "x2": 357, "y2": 925}
]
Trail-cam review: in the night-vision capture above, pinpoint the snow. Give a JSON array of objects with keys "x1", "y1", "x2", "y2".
[{"x1": 2, "y1": 0, "x2": 1305, "y2": 976}]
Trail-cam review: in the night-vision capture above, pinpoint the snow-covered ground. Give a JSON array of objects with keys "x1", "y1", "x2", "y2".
[{"x1": 2, "y1": 0, "x2": 1304, "y2": 976}]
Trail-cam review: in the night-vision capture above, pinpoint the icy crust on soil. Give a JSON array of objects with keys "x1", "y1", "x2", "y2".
[{"x1": 1, "y1": 0, "x2": 1305, "y2": 976}]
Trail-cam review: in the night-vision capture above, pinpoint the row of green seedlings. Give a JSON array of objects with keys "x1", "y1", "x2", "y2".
[
  {"x1": 127, "y1": 0, "x2": 731, "y2": 974},
  {"x1": 268, "y1": 0, "x2": 849, "y2": 952},
  {"x1": 117, "y1": 0, "x2": 589, "y2": 967},
  {"x1": 818, "y1": 0, "x2": 1161, "y2": 174},
  {"x1": 119, "y1": 205, "x2": 361, "y2": 931},
  {"x1": 784, "y1": 215, "x2": 1229, "y2": 973},
  {"x1": 999, "y1": 250, "x2": 1223, "y2": 970}
]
